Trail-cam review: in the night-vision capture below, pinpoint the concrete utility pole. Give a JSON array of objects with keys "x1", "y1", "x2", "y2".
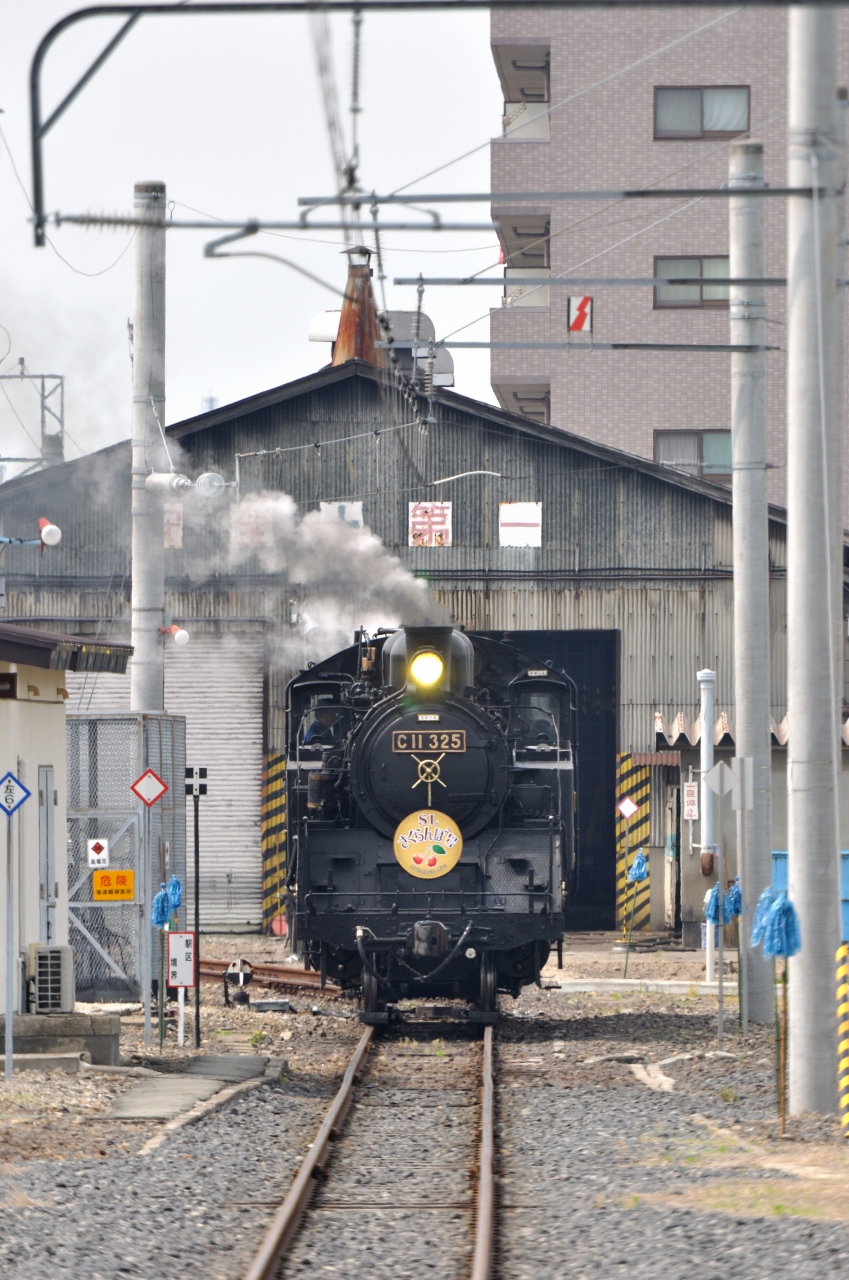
[
  {"x1": 698, "y1": 669, "x2": 716, "y2": 855},
  {"x1": 786, "y1": 10, "x2": 843, "y2": 1115},
  {"x1": 130, "y1": 181, "x2": 167, "y2": 713},
  {"x1": 698, "y1": 669, "x2": 717, "y2": 980},
  {"x1": 728, "y1": 139, "x2": 773, "y2": 1026}
]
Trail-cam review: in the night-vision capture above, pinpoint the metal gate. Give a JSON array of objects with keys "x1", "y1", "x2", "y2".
[{"x1": 67, "y1": 713, "x2": 186, "y2": 1004}]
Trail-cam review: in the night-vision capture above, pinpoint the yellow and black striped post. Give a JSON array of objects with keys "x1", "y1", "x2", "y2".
[
  {"x1": 616, "y1": 753, "x2": 651, "y2": 931},
  {"x1": 261, "y1": 752, "x2": 287, "y2": 934},
  {"x1": 837, "y1": 943, "x2": 849, "y2": 1135}
]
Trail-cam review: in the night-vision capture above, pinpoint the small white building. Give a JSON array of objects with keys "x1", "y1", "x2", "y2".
[{"x1": 0, "y1": 624, "x2": 131, "y2": 1013}]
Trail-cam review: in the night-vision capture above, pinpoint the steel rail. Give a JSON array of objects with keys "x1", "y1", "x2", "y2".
[
  {"x1": 471, "y1": 1024, "x2": 496, "y2": 1280},
  {"x1": 198, "y1": 959, "x2": 341, "y2": 998},
  {"x1": 243, "y1": 1025, "x2": 375, "y2": 1280}
]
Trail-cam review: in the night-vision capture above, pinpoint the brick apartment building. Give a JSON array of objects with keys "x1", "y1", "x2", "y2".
[{"x1": 489, "y1": 8, "x2": 849, "y2": 509}]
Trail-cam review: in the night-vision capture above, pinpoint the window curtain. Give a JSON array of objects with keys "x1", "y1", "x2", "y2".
[{"x1": 703, "y1": 87, "x2": 748, "y2": 133}]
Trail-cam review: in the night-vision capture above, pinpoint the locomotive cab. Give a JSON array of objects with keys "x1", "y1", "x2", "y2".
[{"x1": 285, "y1": 626, "x2": 578, "y2": 1016}]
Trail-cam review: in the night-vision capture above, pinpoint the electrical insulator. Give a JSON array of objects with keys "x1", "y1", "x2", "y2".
[{"x1": 38, "y1": 518, "x2": 62, "y2": 546}]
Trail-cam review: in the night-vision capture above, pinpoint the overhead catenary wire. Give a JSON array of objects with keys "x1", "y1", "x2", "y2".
[{"x1": 386, "y1": 7, "x2": 743, "y2": 196}]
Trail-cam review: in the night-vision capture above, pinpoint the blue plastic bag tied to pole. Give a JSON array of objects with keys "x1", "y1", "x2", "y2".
[
  {"x1": 727, "y1": 877, "x2": 742, "y2": 921},
  {"x1": 762, "y1": 892, "x2": 802, "y2": 959},
  {"x1": 166, "y1": 875, "x2": 183, "y2": 913},
  {"x1": 705, "y1": 882, "x2": 735, "y2": 925},
  {"x1": 750, "y1": 886, "x2": 778, "y2": 947},
  {"x1": 626, "y1": 850, "x2": 648, "y2": 883},
  {"x1": 151, "y1": 883, "x2": 170, "y2": 929}
]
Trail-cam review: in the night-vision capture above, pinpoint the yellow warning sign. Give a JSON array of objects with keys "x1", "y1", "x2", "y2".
[
  {"x1": 393, "y1": 810, "x2": 463, "y2": 879},
  {"x1": 92, "y1": 869, "x2": 135, "y2": 901}
]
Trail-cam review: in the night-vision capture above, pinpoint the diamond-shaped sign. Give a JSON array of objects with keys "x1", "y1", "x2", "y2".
[
  {"x1": 617, "y1": 795, "x2": 639, "y2": 820},
  {"x1": 130, "y1": 768, "x2": 168, "y2": 808},
  {"x1": 0, "y1": 771, "x2": 31, "y2": 817},
  {"x1": 87, "y1": 838, "x2": 109, "y2": 868}
]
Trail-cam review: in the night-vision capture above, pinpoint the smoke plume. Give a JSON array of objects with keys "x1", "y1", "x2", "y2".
[{"x1": 226, "y1": 491, "x2": 440, "y2": 667}]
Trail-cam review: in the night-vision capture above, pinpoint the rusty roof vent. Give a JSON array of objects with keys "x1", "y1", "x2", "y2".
[{"x1": 331, "y1": 245, "x2": 386, "y2": 369}]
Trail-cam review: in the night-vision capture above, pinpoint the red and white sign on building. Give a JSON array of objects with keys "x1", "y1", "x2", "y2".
[
  {"x1": 163, "y1": 503, "x2": 184, "y2": 550},
  {"x1": 130, "y1": 768, "x2": 169, "y2": 808},
  {"x1": 682, "y1": 782, "x2": 699, "y2": 821},
  {"x1": 499, "y1": 502, "x2": 542, "y2": 548},
  {"x1": 167, "y1": 932, "x2": 197, "y2": 988},
  {"x1": 568, "y1": 296, "x2": 593, "y2": 333},
  {"x1": 408, "y1": 502, "x2": 452, "y2": 547},
  {"x1": 617, "y1": 795, "x2": 639, "y2": 821},
  {"x1": 230, "y1": 502, "x2": 274, "y2": 550}
]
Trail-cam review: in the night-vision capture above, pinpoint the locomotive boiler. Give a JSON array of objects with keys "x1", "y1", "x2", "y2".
[{"x1": 285, "y1": 625, "x2": 578, "y2": 1016}]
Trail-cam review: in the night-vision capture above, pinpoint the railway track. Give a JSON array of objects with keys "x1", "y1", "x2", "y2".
[
  {"x1": 244, "y1": 1024, "x2": 496, "y2": 1280},
  {"x1": 198, "y1": 959, "x2": 339, "y2": 996}
]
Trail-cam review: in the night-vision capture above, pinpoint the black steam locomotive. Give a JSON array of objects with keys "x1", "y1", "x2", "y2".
[{"x1": 285, "y1": 625, "x2": 578, "y2": 1016}]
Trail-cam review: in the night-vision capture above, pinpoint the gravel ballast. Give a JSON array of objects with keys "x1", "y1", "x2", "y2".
[
  {"x1": 498, "y1": 988, "x2": 849, "y2": 1279},
  {"x1": 3, "y1": 940, "x2": 849, "y2": 1279}
]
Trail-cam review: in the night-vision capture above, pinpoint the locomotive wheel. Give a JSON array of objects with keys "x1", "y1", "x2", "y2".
[
  {"x1": 362, "y1": 965, "x2": 380, "y2": 1013},
  {"x1": 479, "y1": 951, "x2": 497, "y2": 1012}
]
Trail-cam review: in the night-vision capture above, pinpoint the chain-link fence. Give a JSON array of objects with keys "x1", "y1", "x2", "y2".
[{"x1": 67, "y1": 713, "x2": 186, "y2": 1002}]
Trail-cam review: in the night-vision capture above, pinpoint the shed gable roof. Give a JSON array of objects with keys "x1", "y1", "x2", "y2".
[{"x1": 0, "y1": 358, "x2": 781, "y2": 523}]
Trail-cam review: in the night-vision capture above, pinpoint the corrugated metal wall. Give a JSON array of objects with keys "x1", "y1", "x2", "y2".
[
  {"x1": 66, "y1": 632, "x2": 266, "y2": 931},
  {"x1": 1, "y1": 364, "x2": 802, "y2": 930}
]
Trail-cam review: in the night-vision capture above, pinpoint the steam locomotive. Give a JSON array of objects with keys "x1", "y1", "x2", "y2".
[{"x1": 285, "y1": 625, "x2": 578, "y2": 1016}]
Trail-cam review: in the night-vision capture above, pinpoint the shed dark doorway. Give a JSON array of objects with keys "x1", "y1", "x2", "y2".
[{"x1": 482, "y1": 630, "x2": 618, "y2": 930}]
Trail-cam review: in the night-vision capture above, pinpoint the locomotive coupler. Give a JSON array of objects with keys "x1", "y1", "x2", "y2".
[{"x1": 407, "y1": 920, "x2": 448, "y2": 957}]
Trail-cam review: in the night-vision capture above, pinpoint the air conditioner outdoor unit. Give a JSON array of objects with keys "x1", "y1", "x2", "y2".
[{"x1": 28, "y1": 945, "x2": 75, "y2": 1014}]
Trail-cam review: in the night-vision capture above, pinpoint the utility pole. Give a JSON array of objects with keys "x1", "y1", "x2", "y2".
[
  {"x1": 698, "y1": 669, "x2": 717, "y2": 980},
  {"x1": 786, "y1": 10, "x2": 843, "y2": 1115},
  {"x1": 728, "y1": 139, "x2": 773, "y2": 1026},
  {"x1": 130, "y1": 181, "x2": 167, "y2": 713}
]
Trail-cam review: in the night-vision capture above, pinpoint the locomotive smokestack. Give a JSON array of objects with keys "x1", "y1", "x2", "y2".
[{"x1": 332, "y1": 245, "x2": 386, "y2": 368}]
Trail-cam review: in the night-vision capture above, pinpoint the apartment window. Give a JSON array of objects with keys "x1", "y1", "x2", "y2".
[
  {"x1": 655, "y1": 86, "x2": 749, "y2": 139},
  {"x1": 655, "y1": 430, "x2": 732, "y2": 479},
  {"x1": 654, "y1": 256, "x2": 729, "y2": 308}
]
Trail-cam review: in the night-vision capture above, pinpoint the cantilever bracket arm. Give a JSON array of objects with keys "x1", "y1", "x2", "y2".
[
  {"x1": 29, "y1": 1, "x2": 422, "y2": 248},
  {"x1": 203, "y1": 222, "x2": 346, "y2": 295},
  {"x1": 32, "y1": 0, "x2": 836, "y2": 249},
  {"x1": 30, "y1": 0, "x2": 525, "y2": 249}
]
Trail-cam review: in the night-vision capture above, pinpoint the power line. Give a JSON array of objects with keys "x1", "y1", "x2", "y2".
[
  {"x1": 387, "y1": 9, "x2": 743, "y2": 196},
  {"x1": 0, "y1": 382, "x2": 40, "y2": 451},
  {"x1": 0, "y1": 121, "x2": 136, "y2": 275}
]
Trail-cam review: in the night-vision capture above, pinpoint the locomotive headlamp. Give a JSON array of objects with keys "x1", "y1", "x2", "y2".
[{"x1": 409, "y1": 651, "x2": 444, "y2": 686}]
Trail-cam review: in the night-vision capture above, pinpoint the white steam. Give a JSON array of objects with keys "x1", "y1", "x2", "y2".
[{"x1": 227, "y1": 491, "x2": 440, "y2": 667}]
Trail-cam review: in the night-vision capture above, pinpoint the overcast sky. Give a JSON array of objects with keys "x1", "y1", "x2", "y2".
[{"x1": 0, "y1": 2, "x2": 501, "y2": 478}]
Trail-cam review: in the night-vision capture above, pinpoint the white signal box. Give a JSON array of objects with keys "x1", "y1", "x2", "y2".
[{"x1": 167, "y1": 931, "x2": 197, "y2": 988}]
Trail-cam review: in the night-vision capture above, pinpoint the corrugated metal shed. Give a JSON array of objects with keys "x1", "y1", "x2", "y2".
[{"x1": 0, "y1": 358, "x2": 806, "y2": 929}]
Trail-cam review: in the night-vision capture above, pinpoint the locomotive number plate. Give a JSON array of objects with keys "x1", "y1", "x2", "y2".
[{"x1": 392, "y1": 730, "x2": 466, "y2": 753}]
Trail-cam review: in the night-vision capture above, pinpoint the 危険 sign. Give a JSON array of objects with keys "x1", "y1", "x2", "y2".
[
  {"x1": 167, "y1": 931, "x2": 197, "y2": 987},
  {"x1": 682, "y1": 782, "x2": 699, "y2": 822},
  {"x1": 92, "y1": 870, "x2": 135, "y2": 901},
  {"x1": 87, "y1": 839, "x2": 109, "y2": 869}
]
